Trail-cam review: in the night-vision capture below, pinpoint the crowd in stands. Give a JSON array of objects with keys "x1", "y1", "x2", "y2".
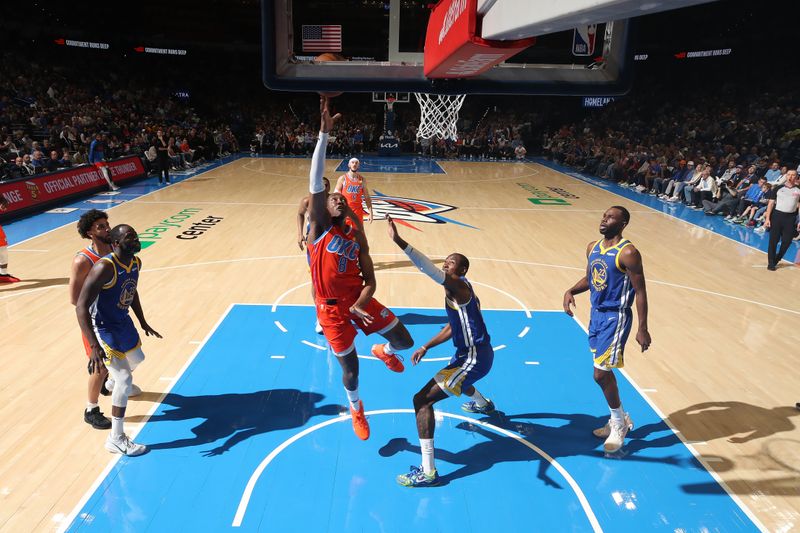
[
  {"x1": 248, "y1": 98, "x2": 533, "y2": 160},
  {"x1": 543, "y1": 84, "x2": 800, "y2": 237},
  {"x1": 0, "y1": 53, "x2": 239, "y2": 182}
]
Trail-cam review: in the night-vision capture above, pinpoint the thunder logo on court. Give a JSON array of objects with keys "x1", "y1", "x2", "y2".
[{"x1": 590, "y1": 258, "x2": 608, "y2": 291}]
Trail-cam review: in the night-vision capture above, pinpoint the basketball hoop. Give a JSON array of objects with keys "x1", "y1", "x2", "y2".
[
  {"x1": 414, "y1": 93, "x2": 466, "y2": 141},
  {"x1": 385, "y1": 96, "x2": 396, "y2": 112}
]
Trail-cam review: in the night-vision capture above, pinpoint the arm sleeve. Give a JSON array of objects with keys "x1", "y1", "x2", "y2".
[
  {"x1": 402, "y1": 244, "x2": 446, "y2": 285},
  {"x1": 309, "y1": 132, "x2": 329, "y2": 194}
]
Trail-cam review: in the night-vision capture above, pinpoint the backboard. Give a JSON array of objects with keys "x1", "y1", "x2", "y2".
[{"x1": 262, "y1": 0, "x2": 633, "y2": 96}]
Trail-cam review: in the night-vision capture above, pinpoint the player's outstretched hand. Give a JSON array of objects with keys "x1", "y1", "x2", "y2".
[
  {"x1": 142, "y1": 322, "x2": 162, "y2": 338},
  {"x1": 411, "y1": 346, "x2": 427, "y2": 365},
  {"x1": 320, "y1": 96, "x2": 342, "y2": 133},
  {"x1": 636, "y1": 328, "x2": 651, "y2": 352},
  {"x1": 87, "y1": 345, "x2": 106, "y2": 375},
  {"x1": 386, "y1": 215, "x2": 399, "y2": 242},
  {"x1": 349, "y1": 304, "x2": 373, "y2": 325},
  {"x1": 562, "y1": 291, "x2": 576, "y2": 316}
]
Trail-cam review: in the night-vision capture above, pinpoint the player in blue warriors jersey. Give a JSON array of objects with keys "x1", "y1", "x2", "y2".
[
  {"x1": 77, "y1": 224, "x2": 162, "y2": 456},
  {"x1": 386, "y1": 215, "x2": 496, "y2": 487},
  {"x1": 69, "y1": 209, "x2": 113, "y2": 430},
  {"x1": 563, "y1": 206, "x2": 651, "y2": 453}
]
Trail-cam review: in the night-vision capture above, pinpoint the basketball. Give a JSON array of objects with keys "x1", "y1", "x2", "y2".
[{"x1": 314, "y1": 53, "x2": 345, "y2": 97}]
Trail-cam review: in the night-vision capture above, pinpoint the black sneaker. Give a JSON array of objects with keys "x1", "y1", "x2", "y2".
[{"x1": 84, "y1": 406, "x2": 112, "y2": 429}]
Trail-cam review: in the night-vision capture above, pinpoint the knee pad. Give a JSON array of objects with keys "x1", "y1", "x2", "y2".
[
  {"x1": 126, "y1": 348, "x2": 145, "y2": 372},
  {"x1": 111, "y1": 369, "x2": 133, "y2": 407}
]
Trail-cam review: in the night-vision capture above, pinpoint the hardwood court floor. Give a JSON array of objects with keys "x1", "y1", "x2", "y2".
[{"x1": 1, "y1": 157, "x2": 798, "y2": 531}]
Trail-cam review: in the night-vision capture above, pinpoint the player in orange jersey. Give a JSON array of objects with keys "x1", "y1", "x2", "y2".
[
  {"x1": 0, "y1": 196, "x2": 21, "y2": 283},
  {"x1": 307, "y1": 97, "x2": 413, "y2": 440},
  {"x1": 335, "y1": 157, "x2": 373, "y2": 225},
  {"x1": 297, "y1": 176, "x2": 363, "y2": 333}
]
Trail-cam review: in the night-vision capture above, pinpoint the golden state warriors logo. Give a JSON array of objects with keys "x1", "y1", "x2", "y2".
[
  {"x1": 590, "y1": 258, "x2": 608, "y2": 292},
  {"x1": 118, "y1": 278, "x2": 138, "y2": 310}
]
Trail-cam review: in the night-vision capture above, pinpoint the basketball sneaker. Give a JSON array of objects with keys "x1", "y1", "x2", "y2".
[
  {"x1": 603, "y1": 417, "x2": 633, "y2": 453},
  {"x1": 371, "y1": 344, "x2": 404, "y2": 372},
  {"x1": 104, "y1": 380, "x2": 142, "y2": 397},
  {"x1": 0, "y1": 273, "x2": 20, "y2": 283},
  {"x1": 350, "y1": 400, "x2": 370, "y2": 440},
  {"x1": 314, "y1": 320, "x2": 323, "y2": 334},
  {"x1": 461, "y1": 399, "x2": 496, "y2": 414},
  {"x1": 397, "y1": 465, "x2": 440, "y2": 487},
  {"x1": 105, "y1": 434, "x2": 147, "y2": 456},
  {"x1": 593, "y1": 412, "x2": 633, "y2": 439},
  {"x1": 84, "y1": 406, "x2": 112, "y2": 429}
]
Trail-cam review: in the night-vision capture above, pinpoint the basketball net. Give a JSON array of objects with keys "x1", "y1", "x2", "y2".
[
  {"x1": 385, "y1": 96, "x2": 396, "y2": 112},
  {"x1": 414, "y1": 93, "x2": 466, "y2": 141}
]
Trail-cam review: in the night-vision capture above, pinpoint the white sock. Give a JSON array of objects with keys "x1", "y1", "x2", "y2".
[
  {"x1": 467, "y1": 388, "x2": 488, "y2": 408},
  {"x1": 345, "y1": 387, "x2": 359, "y2": 406},
  {"x1": 610, "y1": 406, "x2": 624, "y2": 423},
  {"x1": 383, "y1": 342, "x2": 396, "y2": 355},
  {"x1": 420, "y1": 438, "x2": 435, "y2": 474},
  {"x1": 111, "y1": 416, "x2": 124, "y2": 438},
  {"x1": 86, "y1": 402, "x2": 98, "y2": 412}
]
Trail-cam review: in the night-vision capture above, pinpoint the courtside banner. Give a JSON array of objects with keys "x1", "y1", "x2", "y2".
[
  {"x1": 108, "y1": 156, "x2": 147, "y2": 184},
  {"x1": 424, "y1": 0, "x2": 535, "y2": 79},
  {"x1": 0, "y1": 165, "x2": 106, "y2": 219}
]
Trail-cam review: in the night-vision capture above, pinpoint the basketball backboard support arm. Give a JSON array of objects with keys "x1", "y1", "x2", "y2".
[{"x1": 480, "y1": 0, "x2": 720, "y2": 40}]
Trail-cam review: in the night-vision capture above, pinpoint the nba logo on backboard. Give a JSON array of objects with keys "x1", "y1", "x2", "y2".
[{"x1": 572, "y1": 25, "x2": 597, "y2": 57}]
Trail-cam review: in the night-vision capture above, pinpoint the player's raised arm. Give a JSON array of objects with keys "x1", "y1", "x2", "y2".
[{"x1": 307, "y1": 97, "x2": 340, "y2": 242}]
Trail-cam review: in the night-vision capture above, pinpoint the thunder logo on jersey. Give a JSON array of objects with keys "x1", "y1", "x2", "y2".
[{"x1": 326, "y1": 234, "x2": 360, "y2": 272}]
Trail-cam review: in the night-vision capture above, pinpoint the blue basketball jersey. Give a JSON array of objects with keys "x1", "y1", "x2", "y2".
[
  {"x1": 445, "y1": 278, "x2": 491, "y2": 351},
  {"x1": 588, "y1": 238, "x2": 635, "y2": 311},
  {"x1": 90, "y1": 253, "x2": 141, "y2": 355}
]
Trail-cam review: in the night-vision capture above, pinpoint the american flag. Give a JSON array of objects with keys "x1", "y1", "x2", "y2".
[{"x1": 301, "y1": 25, "x2": 342, "y2": 52}]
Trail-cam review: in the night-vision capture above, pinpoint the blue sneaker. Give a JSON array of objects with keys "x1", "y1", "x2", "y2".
[
  {"x1": 397, "y1": 465, "x2": 440, "y2": 487},
  {"x1": 461, "y1": 399, "x2": 495, "y2": 414}
]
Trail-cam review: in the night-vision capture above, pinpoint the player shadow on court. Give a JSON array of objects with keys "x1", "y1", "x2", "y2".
[
  {"x1": 0, "y1": 276, "x2": 68, "y2": 292},
  {"x1": 372, "y1": 258, "x2": 444, "y2": 272},
  {"x1": 379, "y1": 411, "x2": 708, "y2": 488},
  {"x1": 636, "y1": 401, "x2": 800, "y2": 444},
  {"x1": 133, "y1": 389, "x2": 342, "y2": 456},
  {"x1": 681, "y1": 437, "x2": 800, "y2": 496}
]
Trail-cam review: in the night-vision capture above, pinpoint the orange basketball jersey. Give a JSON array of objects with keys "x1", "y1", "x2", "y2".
[
  {"x1": 340, "y1": 172, "x2": 365, "y2": 214},
  {"x1": 307, "y1": 224, "x2": 363, "y2": 300}
]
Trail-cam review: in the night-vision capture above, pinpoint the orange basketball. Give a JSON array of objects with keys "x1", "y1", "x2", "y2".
[{"x1": 315, "y1": 53, "x2": 345, "y2": 97}]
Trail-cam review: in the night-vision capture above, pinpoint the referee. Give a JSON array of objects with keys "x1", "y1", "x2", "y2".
[{"x1": 764, "y1": 169, "x2": 800, "y2": 270}]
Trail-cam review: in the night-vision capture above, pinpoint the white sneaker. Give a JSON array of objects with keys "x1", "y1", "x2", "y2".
[
  {"x1": 603, "y1": 417, "x2": 632, "y2": 453},
  {"x1": 593, "y1": 412, "x2": 633, "y2": 438},
  {"x1": 104, "y1": 380, "x2": 142, "y2": 397},
  {"x1": 315, "y1": 320, "x2": 323, "y2": 334},
  {"x1": 105, "y1": 434, "x2": 147, "y2": 456}
]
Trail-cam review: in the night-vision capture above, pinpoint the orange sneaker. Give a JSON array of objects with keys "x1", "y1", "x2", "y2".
[
  {"x1": 371, "y1": 344, "x2": 404, "y2": 373},
  {"x1": 350, "y1": 400, "x2": 370, "y2": 440}
]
